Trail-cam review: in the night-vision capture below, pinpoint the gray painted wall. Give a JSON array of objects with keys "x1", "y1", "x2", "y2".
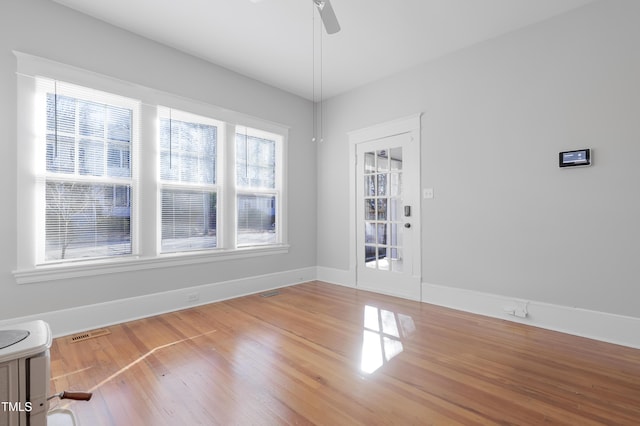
[
  {"x1": 318, "y1": 0, "x2": 640, "y2": 317},
  {"x1": 2, "y1": 0, "x2": 639, "y2": 325},
  {"x1": 0, "y1": 0, "x2": 316, "y2": 319}
]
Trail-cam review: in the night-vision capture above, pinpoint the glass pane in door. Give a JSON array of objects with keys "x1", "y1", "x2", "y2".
[
  {"x1": 364, "y1": 152, "x2": 376, "y2": 173},
  {"x1": 362, "y1": 148, "x2": 403, "y2": 272},
  {"x1": 376, "y1": 199, "x2": 387, "y2": 220},
  {"x1": 376, "y1": 150, "x2": 389, "y2": 172},
  {"x1": 365, "y1": 175, "x2": 375, "y2": 196},
  {"x1": 365, "y1": 199, "x2": 375, "y2": 220},
  {"x1": 390, "y1": 147, "x2": 402, "y2": 170}
]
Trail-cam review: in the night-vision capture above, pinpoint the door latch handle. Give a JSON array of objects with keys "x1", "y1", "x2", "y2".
[{"x1": 404, "y1": 223, "x2": 411, "y2": 228}]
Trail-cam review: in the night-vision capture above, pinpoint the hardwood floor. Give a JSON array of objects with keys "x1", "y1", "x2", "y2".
[{"x1": 49, "y1": 281, "x2": 640, "y2": 425}]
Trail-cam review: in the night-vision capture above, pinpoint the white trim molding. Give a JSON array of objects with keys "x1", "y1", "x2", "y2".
[
  {"x1": 347, "y1": 114, "x2": 422, "y2": 144},
  {"x1": 0, "y1": 267, "x2": 314, "y2": 338},
  {"x1": 422, "y1": 282, "x2": 640, "y2": 349},
  {"x1": 3, "y1": 274, "x2": 639, "y2": 350},
  {"x1": 14, "y1": 245, "x2": 290, "y2": 284}
]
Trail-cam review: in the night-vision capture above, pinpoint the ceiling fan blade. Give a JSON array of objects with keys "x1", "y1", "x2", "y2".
[{"x1": 314, "y1": 0, "x2": 341, "y2": 34}]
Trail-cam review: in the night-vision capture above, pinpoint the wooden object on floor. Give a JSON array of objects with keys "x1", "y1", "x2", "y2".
[{"x1": 49, "y1": 281, "x2": 640, "y2": 425}]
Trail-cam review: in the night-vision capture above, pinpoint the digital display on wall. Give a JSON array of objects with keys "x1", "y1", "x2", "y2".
[{"x1": 559, "y1": 149, "x2": 590, "y2": 168}]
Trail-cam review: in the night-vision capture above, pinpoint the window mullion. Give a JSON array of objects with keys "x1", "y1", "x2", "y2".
[
  {"x1": 222, "y1": 123, "x2": 237, "y2": 250},
  {"x1": 138, "y1": 103, "x2": 158, "y2": 257}
]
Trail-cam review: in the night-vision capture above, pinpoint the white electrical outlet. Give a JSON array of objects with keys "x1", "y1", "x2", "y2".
[
  {"x1": 514, "y1": 308, "x2": 528, "y2": 318},
  {"x1": 504, "y1": 301, "x2": 529, "y2": 318}
]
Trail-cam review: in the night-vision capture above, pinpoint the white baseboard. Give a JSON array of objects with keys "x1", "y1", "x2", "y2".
[
  {"x1": 422, "y1": 282, "x2": 640, "y2": 349},
  {"x1": 5, "y1": 269, "x2": 637, "y2": 350},
  {"x1": 316, "y1": 266, "x2": 355, "y2": 288},
  {"x1": 0, "y1": 267, "x2": 316, "y2": 338}
]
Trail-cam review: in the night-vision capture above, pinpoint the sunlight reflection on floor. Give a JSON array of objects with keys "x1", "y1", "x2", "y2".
[{"x1": 360, "y1": 305, "x2": 415, "y2": 374}]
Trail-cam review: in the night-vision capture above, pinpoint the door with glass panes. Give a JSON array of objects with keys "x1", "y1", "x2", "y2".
[{"x1": 356, "y1": 132, "x2": 420, "y2": 300}]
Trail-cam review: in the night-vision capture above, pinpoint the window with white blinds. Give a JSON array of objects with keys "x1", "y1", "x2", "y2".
[
  {"x1": 159, "y1": 108, "x2": 221, "y2": 253},
  {"x1": 16, "y1": 53, "x2": 288, "y2": 281},
  {"x1": 38, "y1": 78, "x2": 139, "y2": 263},
  {"x1": 235, "y1": 127, "x2": 281, "y2": 247}
]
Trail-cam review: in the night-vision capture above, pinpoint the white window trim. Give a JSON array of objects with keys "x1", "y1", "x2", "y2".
[
  {"x1": 13, "y1": 245, "x2": 290, "y2": 284},
  {"x1": 13, "y1": 51, "x2": 289, "y2": 284}
]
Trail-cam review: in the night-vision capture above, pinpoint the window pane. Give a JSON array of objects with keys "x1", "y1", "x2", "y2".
[
  {"x1": 236, "y1": 133, "x2": 275, "y2": 189},
  {"x1": 364, "y1": 152, "x2": 375, "y2": 173},
  {"x1": 390, "y1": 147, "x2": 402, "y2": 171},
  {"x1": 390, "y1": 173, "x2": 401, "y2": 197},
  {"x1": 45, "y1": 182, "x2": 131, "y2": 261},
  {"x1": 377, "y1": 173, "x2": 387, "y2": 196},
  {"x1": 46, "y1": 135, "x2": 75, "y2": 174},
  {"x1": 389, "y1": 198, "x2": 400, "y2": 221},
  {"x1": 364, "y1": 175, "x2": 375, "y2": 197},
  {"x1": 365, "y1": 199, "x2": 375, "y2": 220},
  {"x1": 107, "y1": 143, "x2": 131, "y2": 178},
  {"x1": 79, "y1": 139, "x2": 104, "y2": 176},
  {"x1": 161, "y1": 189, "x2": 217, "y2": 252},
  {"x1": 376, "y1": 150, "x2": 389, "y2": 172},
  {"x1": 47, "y1": 94, "x2": 75, "y2": 134},
  {"x1": 107, "y1": 105, "x2": 132, "y2": 143},
  {"x1": 237, "y1": 194, "x2": 276, "y2": 246},
  {"x1": 377, "y1": 198, "x2": 387, "y2": 220},
  {"x1": 365, "y1": 223, "x2": 376, "y2": 244},
  {"x1": 159, "y1": 117, "x2": 217, "y2": 185},
  {"x1": 46, "y1": 92, "x2": 133, "y2": 178},
  {"x1": 377, "y1": 223, "x2": 387, "y2": 245},
  {"x1": 78, "y1": 100, "x2": 105, "y2": 138}
]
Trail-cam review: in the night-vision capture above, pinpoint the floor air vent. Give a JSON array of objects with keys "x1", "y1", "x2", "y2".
[
  {"x1": 260, "y1": 290, "x2": 281, "y2": 298},
  {"x1": 68, "y1": 328, "x2": 111, "y2": 343}
]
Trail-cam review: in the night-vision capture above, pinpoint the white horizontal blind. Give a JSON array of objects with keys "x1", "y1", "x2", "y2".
[
  {"x1": 36, "y1": 78, "x2": 139, "y2": 263},
  {"x1": 159, "y1": 107, "x2": 221, "y2": 253},
  {"x1": 235, "y1": 126, "x2": 280, "y2": 247}
]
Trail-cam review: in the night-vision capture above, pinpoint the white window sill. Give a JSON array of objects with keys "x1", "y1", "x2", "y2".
[{"x1": 13, "y1": 244, "x2": 290, "y2": 284}]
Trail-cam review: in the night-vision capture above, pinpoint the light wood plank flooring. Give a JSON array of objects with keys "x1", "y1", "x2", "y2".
[{"x1": 49, "y1": 281, "x2": 640, "y2": 425}]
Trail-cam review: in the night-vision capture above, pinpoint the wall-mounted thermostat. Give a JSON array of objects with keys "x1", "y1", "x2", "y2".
[{"x1": 559, "y1": 149, "x2": 591, "y2": 168}]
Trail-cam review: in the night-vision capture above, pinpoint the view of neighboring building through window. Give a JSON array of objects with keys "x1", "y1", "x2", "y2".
[
  {"x1": 159, "y1": 108, "x2": 219, "y2": 253},
  {"x1": 236, "y1": 127, "x2": 280, "y2": 246},
  {"x1": 43, "y1": 84, "x2": 136, "y2": 262}
]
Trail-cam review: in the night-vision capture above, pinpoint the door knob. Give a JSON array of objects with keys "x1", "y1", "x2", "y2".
[{"x1": 404, "y1": 223, "x2": 411, "y2": 228}]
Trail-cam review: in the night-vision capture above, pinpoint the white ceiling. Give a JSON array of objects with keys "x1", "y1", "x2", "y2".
[{"x1": 52, "y1": 0, "x2": 596, "y2": 101}]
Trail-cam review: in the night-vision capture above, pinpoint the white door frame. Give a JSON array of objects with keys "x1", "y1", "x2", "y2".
[{"x1": 347, "y1": 114, "x2": 422, "y2": 299}]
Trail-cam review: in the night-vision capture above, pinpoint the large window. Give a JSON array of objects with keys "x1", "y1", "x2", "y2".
[
  {"x1": 235, "y1": 127, "x2": 281, "y2": 246},
  {"x1": 159, "y1": 108, "x2": 220, "y2": 253},
  {"x1": 39, "y1": 79, "x2": 138, "y2": 263},
  {"x1": 15, "y1": 54, "x2": 288, "y2": 282}
]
